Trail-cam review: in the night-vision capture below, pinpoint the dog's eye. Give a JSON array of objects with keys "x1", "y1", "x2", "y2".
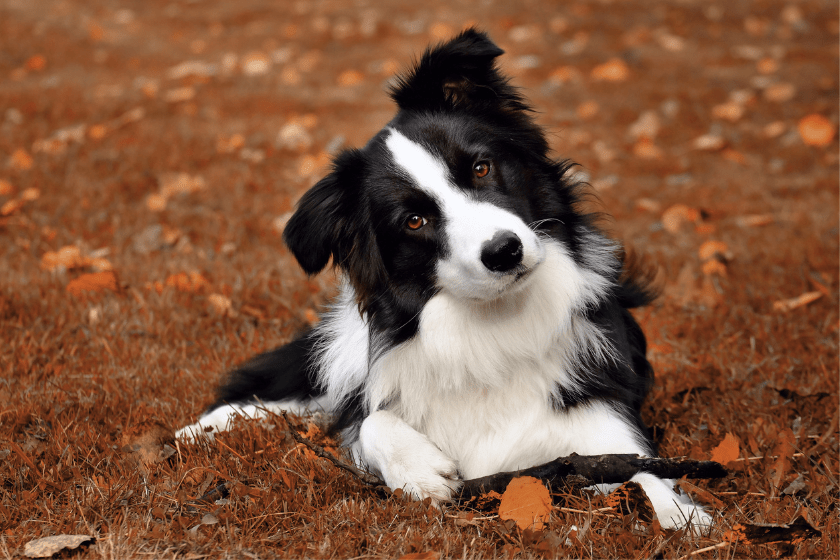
[
  {"x1": 473, "y1": 161, "x2": 491, "y2": 178},
  {"x1": 406, "y1": 215, "x2": 426, "y2": 231}
]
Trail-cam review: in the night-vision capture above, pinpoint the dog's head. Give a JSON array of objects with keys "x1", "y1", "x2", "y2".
[{"x1": 284, "y1": 29, "x2": 588, "y2": 338}]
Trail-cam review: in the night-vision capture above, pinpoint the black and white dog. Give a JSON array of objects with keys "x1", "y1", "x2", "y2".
[{"x1": 178, "y1": 29, "x2": 710, "y2": 531}]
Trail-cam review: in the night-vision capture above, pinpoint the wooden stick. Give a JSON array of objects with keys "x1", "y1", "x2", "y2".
[{"x1": 459, "y1": 454, "x2": 727, "y2": 499}]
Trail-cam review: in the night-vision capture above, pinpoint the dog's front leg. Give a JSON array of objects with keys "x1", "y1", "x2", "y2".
[{"x1": 354, "y1": 410, "x2": 461, "y2": 504}]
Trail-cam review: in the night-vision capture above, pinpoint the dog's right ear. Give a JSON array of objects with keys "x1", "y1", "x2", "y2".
[{"x1": 283, "y1": 150, "x2": 363, "y2": 275}]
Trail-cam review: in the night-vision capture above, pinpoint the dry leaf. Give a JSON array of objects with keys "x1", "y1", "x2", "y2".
[
  {"x1": 242, "y1": 51, "x2": 270, "y2": 76},
  {"x1": 661, "y1": 204, "x2": 700, "y2": 233},
  {"x1": 66, "y1": 271, "x2": 119, "y2": 297},
  {"x1": 208, "y1": 293, "x2": 236, "y2": 317},
  {"x1": 498, "y1": 476, "x2": 552, "y2": 531},
  {"x1": 165, "y1": 271, "x2": 210, "y2": 293},
  {"x1": 0, "y1": 198, "x2": 25, "y2": 216},
  {"x1": 712, "y1": 101, "x2": 744, "y2": 122},
  {"x1": 702, "y1": 260, "x2": 727, "y2": 277},
  {"x1": 773, "y1": 291, "x2": 823, "y2": 312},
  {"x1": 0, "y1": 179, "x2": 13, "y2": 195},
  {"x1": 604, "y1": 481, "x2": 654, "y2": 522},
  {"x1": 591, "y1": 58, "x2": 629, "y2": 82},
  {"x1": 633, "y1": 138, "x2": 664, "y2": 159},
  {"x1": 337, "y1": 69, "x2": 364, "y2": 86},
  {"x1": 763, "y1": 82, "x2": 796, "y2": 103},
  {"x1": 797, "y1": 114, "x2": 836, "y2": 147},
  {"x1": 9, "y1": 148, "x2": 34, "y2": 171},
  {"x1": 737, "y1": 214, "x2": 774, "y2": 227},
  {"x1": 769, "y1": 428, "x2": 796, "y2": 490},
  {"x1": 121, "y1": 420, "x2": 176, "y2": 473},
  {"x1": 576, "y1": 101, "x2": 599, "y2": 120},
  {"x1": 24, "y1": 535, "x2": 94, "y2": 558},
  {"x1": 710, "y1": 432, "x2": 740, "y2": 465},
  {"x1": 692, "y1": 134, "x2": 726, "y2": 151},
  {"x1": 698, "y1": 240, "x2": 731, "y2": 262}
]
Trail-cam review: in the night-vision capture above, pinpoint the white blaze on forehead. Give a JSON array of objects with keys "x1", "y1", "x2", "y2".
[
  {"x1": 384, "y1": 128, "x2": 451, "y2": 200},
  {"x1": 384, "y1": 127, "x2": 545, "y2": 301}
]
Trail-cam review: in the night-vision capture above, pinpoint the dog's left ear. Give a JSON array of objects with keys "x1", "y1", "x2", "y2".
[
  {"x1": 390, "y1": 28, "x2": 526, "y2": 113},
  {"x1": 283, "y1": 150, "x2": 364, "y2": 275}
]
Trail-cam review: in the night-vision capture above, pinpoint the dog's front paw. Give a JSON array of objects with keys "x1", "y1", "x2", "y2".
[
  {"x1": 381, "y1": 438, "x2": 462, "y2": 504},
  {"x1": 358, "y1": 411, "x2": 461, "y2": 505},
  {"x1": 657, "y1": 500, "x2": 713, "y2": 534}
]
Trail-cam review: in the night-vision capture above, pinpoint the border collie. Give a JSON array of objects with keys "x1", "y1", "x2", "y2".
[{"x1": 178, "y1": 29, "x2": 710, "y2": 531}]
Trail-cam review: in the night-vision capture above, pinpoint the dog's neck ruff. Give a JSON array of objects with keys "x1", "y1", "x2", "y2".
[{"x1": 314, "y1": 238, "x2": 618, "y2": 429}]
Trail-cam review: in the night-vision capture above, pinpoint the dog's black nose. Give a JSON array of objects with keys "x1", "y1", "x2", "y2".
[{"x1": 481, "y1": 231, "x2": 523, "y2": 272}]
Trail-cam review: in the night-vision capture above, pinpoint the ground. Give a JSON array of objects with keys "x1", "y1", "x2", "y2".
[{"x1": 0, "y1": 0, "x2": 838, "y2": 558}]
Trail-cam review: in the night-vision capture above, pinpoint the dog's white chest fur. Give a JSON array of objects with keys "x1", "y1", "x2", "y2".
[{"x1": 347, "y1": 241, "x2": 643, "y2": 478}]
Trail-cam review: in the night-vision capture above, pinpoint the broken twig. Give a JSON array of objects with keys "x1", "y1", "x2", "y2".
[{"x1": 459, "y1": 453, "x2": 727, "y2": 499}]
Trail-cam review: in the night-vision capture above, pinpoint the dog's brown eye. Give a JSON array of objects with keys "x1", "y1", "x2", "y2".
[
  {"x1": 406, "y1": 215, "x2": 426, "y2": 230},
  {"x1": 473, "y1": 161, "x2": 490, "y2": 178}
]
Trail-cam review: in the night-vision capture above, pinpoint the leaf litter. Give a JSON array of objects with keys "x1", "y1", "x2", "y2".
[{"x1": 0, "y1": 0, "x2": 837, "y2": 558}]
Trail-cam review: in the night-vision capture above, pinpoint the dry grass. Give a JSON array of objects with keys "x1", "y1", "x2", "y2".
[{"x1": 1, "y1": 0, "x2": 838, "y2": 557}]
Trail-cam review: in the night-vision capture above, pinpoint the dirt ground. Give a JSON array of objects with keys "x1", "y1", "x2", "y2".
[{"x1": 1, "y1": 0, "x2": 838, "y2": 558}]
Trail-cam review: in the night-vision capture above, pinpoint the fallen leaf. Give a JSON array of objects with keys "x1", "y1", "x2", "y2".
[
  {"x1": 769, "y1": 428, "x2": 796, "y2": 490},
  {"x1": 120, "y1": 420, "x2": 176, "y2": 472},
  {"x1": 0, "y1": 198, "x2": 25, "y2": 216},
  {"x1": 604, "y1": 481, "x2": 654, "y2": 522},
  {"x1": 208, "y1": 293, "x2": 236, "y2": 317},
  {"x1": 41, "y1": 246, "x2": 84, "y2": 271},
  {"x1": 692, "y1": 134, "x2": 726, "y2": 151},
  {"x1": 498, "y1": 476, "x2": 552, "y2": 531},
  {"x1": 9, "y1": 148, "x2": 34, "y2": 171},
  {"x1": 773, "y1": 291, "x2": 823, "y2": 312},
  {"x1": 164, "y1": 86, "x2": 196, "y2": 103},
  {"x1": 710, "y1": 432, "x2": 740, "y2": 465},
  {"x1": 242, "y1": 51, "x2": 270, "y2": 76},
  {"x1": 20, "y1": 187, "x2": 40, "y2": 201},
  {"x1": 698, "y1": 240, "x2": 731, "y2": 262},
  {"x1": 661, "y1": 204, "x2": 700, "y2": 233},
  {"x1": 756, "y1": 57, "x2": 779, "y2": 74},
  {"x1": 66, "y1": 271, "x2": 120, "y2": 297},
  {"x1": 712, "y1": 101, "x2": 744, "y2": 122},
  {"x1": 25, "y1": 54, "x2": 47, "y2": 71},
  {"x1": 0, "y1": 179, "x2": 13, "y2": 195},
  {"x1": 591, "y1": 58, "x2": 629, "y2": 82},
  {"x1": 702, "y1": 259, "x2": 727, "y2": 277},
  {"x1": 797, "y1": 114, "x2": 836, "y2": 147},
  {"x1": 576, "y1": 101, "x2": 599, "y2": 120},
  {"x1": 165, "y1": 271, "x2": 210, "y2": 293},
  {"x1": 633, "y1": 138, "x2": 664, "y2": 159},
  {"x1": 737, "y1": 214, "x2": 774, "y2": 227},
  {"x1": 24, "y1": 535, "x2": 94, "y2": 558},
  {"x1": 337, "y1": 69, "x2": 364, "y2": 87},
  {"x1": 763, "y1": 121, "x2": 786, "y2": 138},
  {"x1": 146, "y1": 193, "x2": 168, "y2": 211},
  {"x1": 763, "y1": 82, "x2": 796, "y2": 103}
]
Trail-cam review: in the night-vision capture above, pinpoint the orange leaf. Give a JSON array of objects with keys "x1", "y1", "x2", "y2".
[
  {"x1": 590, "y1": 58, "x2": 629, "y2": 82},
  {"x1": 498, "y1": 476, "x2": 552, "y2": 531},
  {"x1": 9, "y1": 148, "x2": 34, "y2": 171},
  {"x1": 165, "y1": 271, "x2": 210, "y2": 293},
  {"x1": 66, "y1": 271, "x2": 119, "y2": 297},
  {"x1": 798, "y1": 114, "x2": 836, "y2": 147},
  {"x1": 0, "y1": 198, "x2": 25, "y2": 216},
  {"x1": 710, "y1": 432, "x2": 740, "y2": 465}
]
